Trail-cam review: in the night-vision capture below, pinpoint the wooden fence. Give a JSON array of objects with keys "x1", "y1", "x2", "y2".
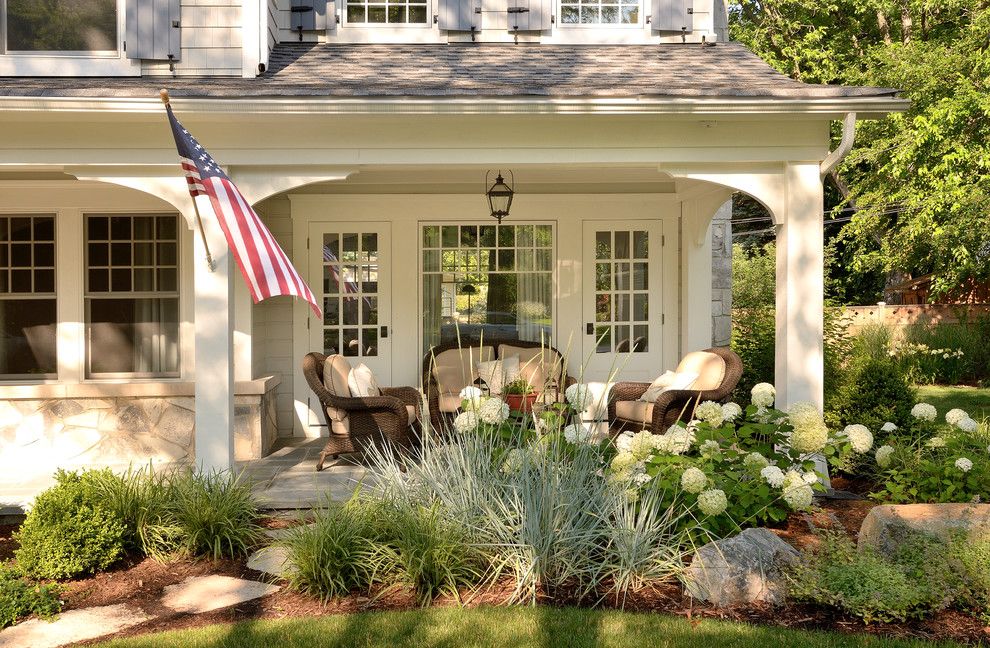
[{"x1": 841, "y1": 304, "x2": 990, "y2": 335}]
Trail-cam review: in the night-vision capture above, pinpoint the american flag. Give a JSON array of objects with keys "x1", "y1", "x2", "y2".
[{"x1": 165, "y1": 102, "x2": 321, "y2": 318}]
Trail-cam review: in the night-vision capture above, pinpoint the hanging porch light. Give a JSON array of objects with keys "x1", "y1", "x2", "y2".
[{"x1": 486, "y1": 170, "x2": 514, "y2": 223}]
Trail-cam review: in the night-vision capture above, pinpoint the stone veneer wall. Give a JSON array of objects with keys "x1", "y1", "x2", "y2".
[
  {"x1": 711, "y1": 200, "x2": 733, "y2": 347},
  {"x1": 0, "y1": 390, "x2": 277, "y2": 509}
]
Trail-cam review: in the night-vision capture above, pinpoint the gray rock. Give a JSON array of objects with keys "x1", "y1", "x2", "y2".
[
  {"x1": 160, "y1": 575, "x2": 280, "y2": 614},
  {"x1": 858, "y1": 503, "x2": 990, "y2": 557},
  {"x1": 155, "y1": 405, "x2": 195, "y2": 448},
  {"x1": 0, "y1": 604, "x2": 153, "y2": 648},
  {"x1": 683, "y1": 528, "x2": 798, "y2": 606},
  {"x1": 247, "y1": 545, "x2": 292, "y2": 578}
]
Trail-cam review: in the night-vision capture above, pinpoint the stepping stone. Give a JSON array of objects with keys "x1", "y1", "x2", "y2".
[
  {"x1": 160, "y1": 575, "x2": 280, "y2": 614},
  {"x1": 0, "y1": 604, "x2": 152, "y2": 648},
  {"x1": 247, "y1": 545, "x2": 292, "y2": 578}
]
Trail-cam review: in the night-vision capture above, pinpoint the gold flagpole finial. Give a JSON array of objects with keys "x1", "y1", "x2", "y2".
[{"x1": 159, "y1": 89, "x2": 170, "y2": 105}]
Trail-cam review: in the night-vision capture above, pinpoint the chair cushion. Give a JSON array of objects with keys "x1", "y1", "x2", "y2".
[
  {"x1": 323, "y1": 355, "x2": 353, "y2": 397},
  {"x1": 676, "y1": 351, "x2": 726, "y2": 392},
  {"x1": 347, "y1": 363, "x2": 381, "y2": 398},
  {"x1": 498, "y1": 344, "x2": 560, "y2": 392},
  {"x1": 438, "y1": 393, "x2": 463, "y2": 413},
  {"x1": 432, "y1": 347, "x2": 494, "y2": 395},
  {"x1": 615, "y1": 400, "x2": 654, "y2": 424},
  {"x1": 639, "y1": 370, "x2": 698, "y2": 402},
  {"x1": 476, "y1": 355, "x2": 519, "y2": 396},
  {"x1": 326, "y1": 406, "x2": 349, "y2": 431},
  {"x1": 406, "y1": 405, "x2": 417, "y2": 425}
]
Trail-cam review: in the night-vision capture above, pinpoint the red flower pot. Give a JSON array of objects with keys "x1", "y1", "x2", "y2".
[{"x1": 505, "y1": 393, "x2": 538, "y2": 413}]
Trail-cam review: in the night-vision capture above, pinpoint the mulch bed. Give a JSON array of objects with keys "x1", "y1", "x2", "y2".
[{"x1": 5, "y1": 498, "x2": 990, "y2": 647}]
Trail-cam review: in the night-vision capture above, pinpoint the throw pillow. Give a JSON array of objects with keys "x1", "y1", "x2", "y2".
[
  {"x1": 347, "y1": 363, "x2": 381, "y2": 398},
  {"x1": 476, "y1": 359, "x2": 505, "y2": 396},
  {"x1": 639, "y1": 371, "x2": 698, "y2": 402}
]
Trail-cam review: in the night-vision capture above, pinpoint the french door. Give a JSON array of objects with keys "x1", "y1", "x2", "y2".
[
  {"x1": 308, "y1": 221, "x2": 392, "y2": 392},
  {"x1": 582, "y1": 220, "x2": 663, "y2": 380}
]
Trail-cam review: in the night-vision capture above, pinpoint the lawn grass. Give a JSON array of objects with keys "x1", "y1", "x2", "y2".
[
  {"x1": 94, "y1": 607, "x2": 961, "y2": 648},
  {"x1": 916, "y1": 385, "x2": 990, "y2": 420}
]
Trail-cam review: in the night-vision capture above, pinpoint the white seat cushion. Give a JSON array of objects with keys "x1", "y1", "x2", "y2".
[
  {"x1": 347, "y1": 363, "x2": 381, "y2": 398},
  {"x1": 615, "y1": 400, "x2": 654, "y2": 424},
  {"x1": 639, "y1": 370, "x2": 698, "y2": 402},
  {"x1": 432, "y1": 347, "x2": 494, "y2": 395},
  {"x1": 676, "y1": 351, "x2": 726, "y2": 391}
]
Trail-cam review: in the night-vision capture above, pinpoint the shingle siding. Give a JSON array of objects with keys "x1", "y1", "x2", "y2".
[{"x1": 142, "y1": 0, "x2": 243, "y2": 77}]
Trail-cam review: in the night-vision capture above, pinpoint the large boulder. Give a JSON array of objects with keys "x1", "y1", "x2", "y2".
[
  {"x1": 858, "y1": 503, "x2": 990, "y2": 557},
  {"x1": 683, "y1": 528, "x2": 798, "y2": 606}
]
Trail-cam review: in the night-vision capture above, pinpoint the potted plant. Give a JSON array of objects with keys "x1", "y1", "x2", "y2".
[{"x1": 503, "y1": 378, "x2": 538, "y2": 413}]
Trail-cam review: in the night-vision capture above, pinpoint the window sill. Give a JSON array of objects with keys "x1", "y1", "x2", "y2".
[
  {"x1": 0, "y1": 375, "x2": 281, "y2": 400},
  {"x1": 0, "y1": 54, "x2": 141, "y2": 77}
]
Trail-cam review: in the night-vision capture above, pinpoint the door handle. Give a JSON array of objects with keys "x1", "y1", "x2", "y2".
[
  {"x1": 380, "y1": 325, "x2": 388, "y2": 339},
  {"x1": 586, "y1": 322, "x2": 594, "y2": 335}
]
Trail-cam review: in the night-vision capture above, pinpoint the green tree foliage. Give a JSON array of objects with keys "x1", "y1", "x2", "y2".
[{"x1": 730, "y1": 1, "x2": 990, "y2": 300}]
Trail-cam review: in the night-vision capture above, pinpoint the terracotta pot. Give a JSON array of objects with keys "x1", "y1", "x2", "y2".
[{"x1": 505, "y1": 392, "x2": 538, "y2": 413}]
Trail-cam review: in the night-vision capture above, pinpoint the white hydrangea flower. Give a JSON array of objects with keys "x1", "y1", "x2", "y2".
[
  {"x1": 955, "y1": 457, "x2": 973, "y2": 473},
  {"x1": 761, "y1": 465, "x2": 786, "y2": 488},
  {"x1": 752, "y1": 383, "x2": 776, "y2": 408},
  {"x1": 565, "y1": 383, "x2": 592, "y2": 410},
  {"x1": 697, "y1": 488, "x2": 728, "y2": 516},
  {"x1": 783, "y1": 483, "x2": 815, "y2": 510},
  {"x1": 699, "y1": 439, "x2": 721, "y2": 457},
  {"x1": 563, "y1": 423, "x2": 592, "y2": 445},
  {"x1": 927, "y1": 436, "x2": 947, "y2": 449},
  {"x1": 680, "y1": 467, "x2": 708, "y2": 494},
  {"x1": 453, "y1": 410, "x2": 478, "y2": 433},
  {"x1": 946, "y1": 408, "x2": 969, "y2": 426},
  {"x1": 875, "y1": 445, "x2": 895, "y2": 468},
  {"x1": 629, "y1": 430, "x2": 658, "y2": 460},
  {"x1": 787, "y1": 402, "x2": 829, "y2": 454},
  {"x1": 615, "y1": 431, "x2": 634, "y2": 453},
  {"x1": 695, "y1": 401, "x2": 725, "y2": 428},
  {"x1": 609, "y1": 452, "x2": 647, "y2": 486},
  {"x1": 478, "y1": 397, "x2": 510, "y2": 425},
  {"x1": 912, "y1": 403, "x2": 937, "y2": 422},
  {"x1": 802, "y1": 470, "x2": 820, "y2": 485},
  {"x1": 657, "y1": 425, "x2": 695, "y2": 455},
  {"x1": 958, "y1": 417, "x2": 979, "y2": 433},
  {"x1": 721, "y1": 402, "x2": 743, "y2": 422},
  {"x1": 843, "y1": 424, "x2": 874, "y2": 454},
  {"x1": 501, "y1": 448, "x2": 524, "y2": 475},
  {"x1": 458, "y1": 386, "x2": 483, "y2": 409},
  {"x1": 880, "y1": 422, "x2": 898, "y2": 433},
  {"x1": 743, "y1": 452, "x2": 770, "y2": 472}
]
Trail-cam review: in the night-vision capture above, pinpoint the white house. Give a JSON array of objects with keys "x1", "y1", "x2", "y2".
[{"x1": 0, "y1": 0, "x2": 905, "y2": 508}]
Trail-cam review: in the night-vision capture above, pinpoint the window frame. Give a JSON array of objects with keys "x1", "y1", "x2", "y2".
[
  {"x1": 557, "y1": 0, "x2": 643, "y2": 28},
  {"x1": 418, "y1": 221, "x2": 557, "y2": 354},
  {"x1": 83, "y1": 212, "x2": 182, "y2": 380},
  {"x1": 0, "y1": 213, "x2": 58, "y2": 381},
  {"x1": 341, "y1": 0, "x2": 433, "y2": 29}
]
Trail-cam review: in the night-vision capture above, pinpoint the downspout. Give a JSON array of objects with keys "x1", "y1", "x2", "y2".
[{"x1": 820, "y1": 112, "x2": 857, "y2": 179}]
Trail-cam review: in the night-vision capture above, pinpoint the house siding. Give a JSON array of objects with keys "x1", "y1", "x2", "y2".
[{"x1": 142, "y1": 0, "x2": 244, "y2": 77}]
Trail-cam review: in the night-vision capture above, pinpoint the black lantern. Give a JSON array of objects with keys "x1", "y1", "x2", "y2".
[{"x1": 486, "y1": 170, "x2": 514, "y2": 223}]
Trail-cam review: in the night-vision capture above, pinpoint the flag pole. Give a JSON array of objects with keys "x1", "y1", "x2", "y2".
[{"x1": 160, "y1": 88, "x2": 216, "y2": 272}]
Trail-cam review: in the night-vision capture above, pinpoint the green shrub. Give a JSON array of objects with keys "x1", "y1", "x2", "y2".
[
  {"x1": 14, "y1": 470, "x2": 126, "y2": 580},
  {"x1": 789, "y1": 532, "x2": 952, "y2": 623},
  {"x1": 374, "y1": 501, "x2": 484, "y2": 606},
  {"x1": 169, "y1": 470, "x2": 263, "y2": 559},
  {"x1": 0, "y1": 562, "x2": 62, "y2": 629},
  {"x1": 903, "y1": 313, "x2": 990, "y2": 385},
  {"x1": 952, "y1": 536, "x2": 990, "y2": 619},
  {"x1": 830, "y1": 356, "x2": 916, "y2": 432},
  {"x1": 90, "y1": 466, "x2": 181, "y2": 562},
  {"x1": 868, "y1": 430, "x2": 990, "y2": 504},
  {"x1": 283, "y1": 499, "x2": 379, "y2": 601}
]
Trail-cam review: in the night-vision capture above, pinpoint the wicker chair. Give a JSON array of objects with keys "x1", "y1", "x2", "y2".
[
  {"x1": 302, "y1": 352, "x2": 421, "y2": 471},
  {"x1": 422, "y1": 339, "x2": 574, "y2": 434},
  {"x1": 609, "y1": 347, "x2": 743, "y2": 434}
]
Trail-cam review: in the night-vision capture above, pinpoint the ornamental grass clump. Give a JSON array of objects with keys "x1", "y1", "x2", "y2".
[
  {"x1": 169, "y1": 469, "x2": 264, "y2": 559},
  {"x1": 14, "y1": 469, "x2": 126, "y2": 580}
]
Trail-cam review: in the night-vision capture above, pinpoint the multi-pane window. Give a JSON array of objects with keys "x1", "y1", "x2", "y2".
[
  {"x1": 346, "y1": 0, "x2": 428, "y2": 24},
  {"x1": 594, "y1": 229, "x2": 649, "y2": 353},
  {"x1": 0, "y1": 216, "x2": 56, "y2": 378},
  {"x1": 85, "y1": 214, "x2": 180, "y2": 377},
  {"x1": 321, "y1": 232, "x2": 381, "y2": 359},
  {"x1": 2, "y1": 0, "x2": 118, "y2": 53},
  {"x1": 560, "y1": 0, "x2": 639, "y2": 24},
  {"x1": 421, "y1": 224, "x2": 553, "y2": 351}
]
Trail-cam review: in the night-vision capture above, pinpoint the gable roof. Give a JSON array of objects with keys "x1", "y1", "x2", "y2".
[{"x1": 0, "y1": 43, "x2": 897, "y2": 101}]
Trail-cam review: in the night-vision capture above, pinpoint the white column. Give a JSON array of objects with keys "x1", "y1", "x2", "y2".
[
  {"x1": 56, "y1": 210, "x2": 85, "y2": 383},
  {"x1": 775, "y1": 163, "x2": 824, "y2": 410},
  {"x1": 233, "y1": 274, "x2": 253, "y2": 382},
  {"x1": 193, "y1": 200, "x2": 235, "y2": 472},
  {"x1": 680, "y1": 214, "x2": 713, "y2": 354}
]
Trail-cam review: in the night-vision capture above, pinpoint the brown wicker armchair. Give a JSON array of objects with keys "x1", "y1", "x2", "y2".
[
  {"x1": 609, "y1": 347, "x2": 743, "y2": 434},
  {"x1": 422, "y1": 339, "x2": 575, "y2": 434},
  {"x1": 303, "y1": 352, "x2": 421, "y2": 471}
]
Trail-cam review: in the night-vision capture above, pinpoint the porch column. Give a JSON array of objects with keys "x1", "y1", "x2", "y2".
[
  {"x1": 680, "y1": 191, "x2": 732, "y2": 354},
  {"x1": 774, "y1": 163, "x2": 824, "y2": 410},
  {"x1": 193, "y1": 201, "x2": 236, "y2": 472}
]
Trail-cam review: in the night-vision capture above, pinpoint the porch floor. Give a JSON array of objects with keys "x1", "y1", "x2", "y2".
[{"x1": 237, "y1": 437, "x2": 370, "y2": 509}]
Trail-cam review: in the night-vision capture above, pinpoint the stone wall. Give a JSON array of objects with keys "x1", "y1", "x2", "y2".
[
  {"x1": 0, "y1": 388, "x2": 277, "y2": 511},
  {"x1": 711, "y1": 200, "x2": 733, "y2": 347}
]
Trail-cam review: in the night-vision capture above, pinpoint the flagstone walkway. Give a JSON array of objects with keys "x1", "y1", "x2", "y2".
[{"x1": 237, "y1": 437, "x2": 373, "y2": 509}]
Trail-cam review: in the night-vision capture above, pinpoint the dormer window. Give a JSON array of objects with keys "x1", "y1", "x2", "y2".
[
  {"x1": 560, "y1": 0, "x2": 640, "y2": 25},
  {"x1": 345, "y1": 0, "x2": 429, "y2": 24},
  {"x1": 2, "y1": 0, "x2": 118, "y2": 53}
]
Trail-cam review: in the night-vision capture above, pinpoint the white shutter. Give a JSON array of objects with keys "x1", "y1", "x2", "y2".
[
  {"x1": 438, "y1": 0, "x2": 481, "y2": 30},
  {"x1": 291, "y1": 0, "x2": 329, "y2": 30},
  {"x1": 508, "y1": 0, "x2": 550, "y2": 31},
  {"x1": 651, "y1": 0, "x2": 692, "y2": 32},
  {"x1": 125, "y1": 0, "x2": 181, "y2": 60}
]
